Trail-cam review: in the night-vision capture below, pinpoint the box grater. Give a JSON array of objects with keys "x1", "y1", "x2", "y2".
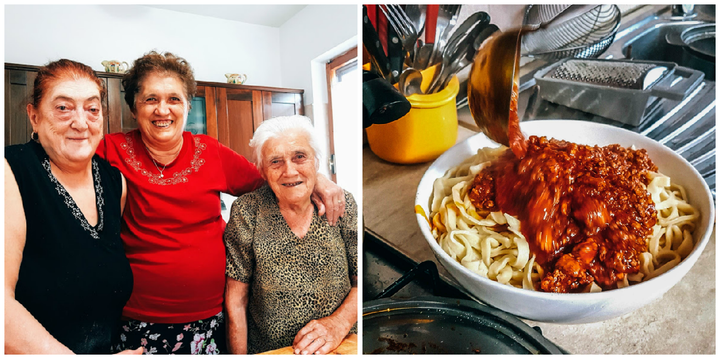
[{"x1": 534, "y1": 58, "x2": 704, "y2": 126}]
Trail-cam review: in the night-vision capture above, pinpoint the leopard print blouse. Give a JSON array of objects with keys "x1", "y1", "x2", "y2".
[{"x1": 224, "y1": 184, "x2": 358, "y2": 354}]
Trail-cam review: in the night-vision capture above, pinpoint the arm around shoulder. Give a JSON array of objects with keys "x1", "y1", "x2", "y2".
[
  {"x1": 312, "y1": 174, "x2": 346, "y2": 226},
  {"x1": 217, "y1": 140, "x2": 264, "y2": 196}
]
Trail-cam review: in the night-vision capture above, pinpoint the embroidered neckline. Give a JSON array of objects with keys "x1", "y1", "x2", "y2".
[
  {"x1": 42, "y1": 158, "x2": 104, "y2": 239},
  {"x1": 120, "y1": 132, "x2": 207, "y2": 186}
]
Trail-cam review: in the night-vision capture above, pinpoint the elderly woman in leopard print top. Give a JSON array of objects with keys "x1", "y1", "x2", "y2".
[{"x1": 223, "y1": 115, "x2": 358, "y2": 354}]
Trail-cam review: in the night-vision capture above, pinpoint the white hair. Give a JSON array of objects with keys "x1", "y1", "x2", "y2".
[{"x1": 249, "y1": 115, "x2": 323, "y2": 172}]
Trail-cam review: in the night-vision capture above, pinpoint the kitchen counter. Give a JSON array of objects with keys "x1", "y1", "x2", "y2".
[
  {"x1": 362, "y1": 124, "x2": 716, "y2": 354},
  {"x1": 258, "y1": 334, "x2": 357, "y2": 355}
]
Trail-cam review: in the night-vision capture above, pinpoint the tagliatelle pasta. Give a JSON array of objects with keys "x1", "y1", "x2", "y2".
[
  {"x1": 429, "y1": 147, "x2": 544, "y2": 290},
  {"x1": 627, "y1": 172, "x2": 700, "y2": 284},
  {"x1": 429, "y1": 145, "x2": 699, "y2": 292}
]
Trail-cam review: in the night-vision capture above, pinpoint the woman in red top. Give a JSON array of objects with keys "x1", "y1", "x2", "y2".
[{"x1": 96, "y1": 51, "x2": 345, "y2": 355}]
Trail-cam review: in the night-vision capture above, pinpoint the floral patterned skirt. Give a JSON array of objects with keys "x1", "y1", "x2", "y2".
[{"x1": 114, "y1": 311, "x2": 226, "y2": 355}]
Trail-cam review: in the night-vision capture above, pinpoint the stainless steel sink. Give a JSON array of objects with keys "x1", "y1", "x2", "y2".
[
  {"x1": 616, "y1": 18, "x2": 715, "y2": 80},
  {"x1": 622, "y1": 20, "x2": 703, "y2": 61},
  {"x1": 464, "y1": 5, "x2": 716, "y2": 197}
]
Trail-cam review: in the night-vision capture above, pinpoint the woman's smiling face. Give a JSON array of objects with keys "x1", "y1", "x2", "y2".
[
  {"x1": 133, "y1": 71, "x2": 189, "y2": 148},
  {"x1": 261, "y1": 130, "x2": 318, "y2": 206}
]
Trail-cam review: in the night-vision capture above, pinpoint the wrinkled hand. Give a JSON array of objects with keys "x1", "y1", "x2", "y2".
[
  {"x1": 292, "y1": 316, "x2": 350, "y2": 355},
  {"x1": 311, "y1": 175, "x2": 345, "y2": 226},
  {"x1": 114, "y1": 347, "x2": 143, "y2": 355}
]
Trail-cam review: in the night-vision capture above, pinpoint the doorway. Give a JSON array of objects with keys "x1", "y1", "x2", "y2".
[{"x1": 326, "y1": 47, "x2": 360, "y2": 199}]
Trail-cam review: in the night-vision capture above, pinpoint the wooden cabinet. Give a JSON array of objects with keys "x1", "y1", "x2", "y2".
[
  {"x1": 200, "y1": 82, "x2": 305, "y2": 158},
  {"x1": 262, "y1": 91, "x2": 304, "y2": 120},
  {"x1": 4, "y1": 63, "x2": 304, "y2": 159},
  {"x1": 105, "y1": 77, "x2": 135, "y2": 134},
  {"x1": 215, "y1": 87, "x2": 262, "y2": 160},
  {"x1": 5, "y1": 67, "x2": 36, "y2": 145}
]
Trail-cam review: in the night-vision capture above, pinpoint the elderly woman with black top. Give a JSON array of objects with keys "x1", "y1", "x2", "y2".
[
  {"x1": 4, "y1": 59, "x2": 140, "y2": 354},
  {"x1": 224, "y1": 115, "x2": 358, "y2": 355}
]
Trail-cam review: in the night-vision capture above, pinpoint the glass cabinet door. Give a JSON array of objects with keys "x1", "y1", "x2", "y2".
[{"x1": 186, "y1": 96, "x2": 207, "y2": 135}]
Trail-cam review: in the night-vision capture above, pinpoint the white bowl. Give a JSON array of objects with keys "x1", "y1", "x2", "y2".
[{"x1": 415, "y1": 120, "x2": 714, "y2": 323}]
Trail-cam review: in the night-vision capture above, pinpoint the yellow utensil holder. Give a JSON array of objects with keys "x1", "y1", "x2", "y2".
[{"x1": 366, "y1": 66, "x2": 459, "y2": 164}]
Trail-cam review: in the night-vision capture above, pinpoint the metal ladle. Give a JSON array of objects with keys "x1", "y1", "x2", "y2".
[{"x1": 467, "y1": 28, "x2": 524, "y2": 147}]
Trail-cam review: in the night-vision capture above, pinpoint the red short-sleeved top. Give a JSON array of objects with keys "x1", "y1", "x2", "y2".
[{"x1": 97, "y1": 130, "x2": 264, "y2": 323}]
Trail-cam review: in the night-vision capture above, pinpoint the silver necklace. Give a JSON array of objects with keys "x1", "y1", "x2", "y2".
[
  {"x1": 145, "y1": 146, "x2": 168, "y2": 178},
  {"x1": 149, "y1": 156, "x2": 167, "y2": 178},
  {"x1": 144, "y1": 139, "x2": 183, "y2": 179}
]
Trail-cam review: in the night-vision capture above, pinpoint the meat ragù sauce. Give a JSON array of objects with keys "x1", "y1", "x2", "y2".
[
  {"x1": 507, "y1": 82, "x2": 527, "y2": 159},
  {"x1": 468, "y1": 136, "x2": 658, "y2": 293}
]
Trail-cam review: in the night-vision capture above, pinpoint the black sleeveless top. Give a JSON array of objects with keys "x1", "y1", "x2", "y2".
[{"x1": 5, "y1": 141, "x2": 133, "y2": 354}]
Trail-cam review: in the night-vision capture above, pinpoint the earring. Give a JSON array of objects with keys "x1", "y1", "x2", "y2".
[{"x1": 31, "y1": 131, "x2": 39, "y2": 141}]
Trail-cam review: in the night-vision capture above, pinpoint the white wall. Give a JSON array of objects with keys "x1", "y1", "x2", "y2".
[
  {"x1": 278, "y1": 5, "x2": 357, "y2": 105},
  {"x1": 278, "y1": 5, "x2": 359, "y2": 198},
  {"x1": 4, "y1": 5, "x2": 282, "y2": 87}
]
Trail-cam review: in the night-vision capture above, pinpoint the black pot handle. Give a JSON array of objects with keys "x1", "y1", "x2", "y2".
[{"x1": 373, "y1": 260, "x2": 441, "y2": 300}]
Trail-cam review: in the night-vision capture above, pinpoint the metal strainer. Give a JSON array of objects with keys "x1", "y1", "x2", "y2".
[
  {"x1": 523, "y1": 4, "x2": 572, "y2": 29},
  {"x1": 522, "y1": 5, "x2": 621, "y2": 60},
  {"x1": 547, "y1": 59, "x2": 668, "y2": 90}
]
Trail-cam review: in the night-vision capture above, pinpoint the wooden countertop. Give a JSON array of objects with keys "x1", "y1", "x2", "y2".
[
  {"x1": 258, "y1": 334, "x2": 357, "y2": 355},
  {"x1": 363, "y1": 125, "x2": 716, "y2": 354}
]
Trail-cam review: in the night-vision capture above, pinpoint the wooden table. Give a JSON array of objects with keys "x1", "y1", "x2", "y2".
[
  {"x1": 363, "y1": 125, "x2": 716, "y2": 354},
  {"x1": 258, "y1": 334, "x2": 358, "y2": 355}
]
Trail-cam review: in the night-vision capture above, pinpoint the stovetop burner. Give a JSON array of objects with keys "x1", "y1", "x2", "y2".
[{"x1": 363, "y1": 231, "x2": 568, "y2": 354}]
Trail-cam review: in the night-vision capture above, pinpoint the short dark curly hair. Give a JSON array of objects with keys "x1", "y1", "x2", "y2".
[{"x1": 122, "y1": 51, "x2": 197, "y2": 112}]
